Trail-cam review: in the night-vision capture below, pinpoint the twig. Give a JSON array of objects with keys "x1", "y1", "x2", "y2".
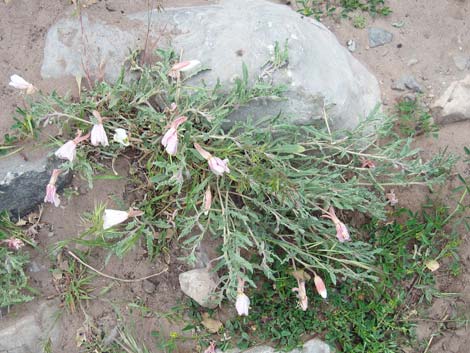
[
  {"x1": 422, "y1": 335, "x2": 434, "y2": 353},
  {"x1": 77, "y1": 2, "x2": 93, "y2": 88},
  {"x1": 142, "y1": 0, "x2": 152, "y2": 64},
  {"x1": 322, "y1": 103, "x2": 332, "y2": 142},
  {"x1": 67, "y1": 250, "x2": 168, "y2": 283},
  {"x1": 0, "y1": 147, "x2": 24, "y2": 160},
  {"x1": 443, "y1": 187, "x2": 468, "y2": 225}
]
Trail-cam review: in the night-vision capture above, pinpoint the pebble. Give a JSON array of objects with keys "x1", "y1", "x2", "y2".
[
  {"x1": 347, "y1": 39, "x2": 356, "y2": 52},
  {"x1": 407, "y1": 58, "x2": 419, "y2": 66},
  {"x1": 142, "y1": 279, "x2": 156, "y2": 294},
  {"x1": 391, "y1": 75, "x2": 423, "y2": 93},
  {"x1": 28, "y1": 261, "x2": 41, "y2": 273},
  {"x1": 368, "y1": 27, "x2": 393, "y2": 48}
]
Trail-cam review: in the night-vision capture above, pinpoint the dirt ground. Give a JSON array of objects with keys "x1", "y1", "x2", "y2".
[{"x1": 1, "y1": 0, "x2": 470, "y2": 352}]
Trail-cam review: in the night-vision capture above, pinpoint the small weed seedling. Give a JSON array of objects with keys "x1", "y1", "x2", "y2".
[
  {"x1": 395, "y1": 97, "x2": 438, "y2": 138},
  {"x1": 52, "y1": 254, "x2": 94, "y2": 313},
  {"x1": 0, "y1": 211, "x2": 32, "y2": 308},
  {"x1": 296, "y1": 0, "x2": 391, "y2": 20}
]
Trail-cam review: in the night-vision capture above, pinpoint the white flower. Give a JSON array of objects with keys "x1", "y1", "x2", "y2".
[
  {"x1": 113, "y1": 128, "x2": 129, "y2": 146},
  {"x1": 9, "y1": 74, "x2": 36, "y2": 94},
  {"x1": 91, "y1": 124, "x2": 109, "y2": 146},
  {"x1": 179, "y1": 60, "x2": 201, "y2": 72},
  {"x1": 168, "y1": 60, "x2": 201, "y2": 78},
  {"x1": 103, "y1": 209, "x2": 130, "y2": 230},
  {"x1": 90, "y1": 110, "x2": 109, "y2": 147},
  {"x1": 55, "y1": 140, "x2": 77, "y2": 162},
  {"x1": 314, "y1": 274, "x2": 328, "y2": 299},
  {"x1": 235, "y1": 293, "x2": 250, "y2": 316},
  {"x1": 103, "y1": 208, "x2": 143, "y2": 230},
  {"x1": 54, "y1": 130, "x2": 89, "y2": 162},
  {"x1": 161, "y1": 127, "x2": 178, "y2": 155}
]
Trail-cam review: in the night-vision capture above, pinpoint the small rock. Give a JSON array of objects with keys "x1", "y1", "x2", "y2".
[
  {"x1": 392, "y1": 75, "x2": 423, "y2": 93},
  {"x1": 346, "y1": 39, "x2": 356, "y2": 52},
  {"x1": 28, "y1": 261, "x2": 42, "y2": 273},
  {"x1": 142, "y1": 280, "x2": 156, "y2": 294},
  {"x1": 432, "y1": 74, "x2": 470, "y2": 124},
  {"x1": 303, "y1": 339, "x2": 331, "y2": 353},
  {"x1": 368, "y1": 27, "x2": 393, "y2": 48},
  {"x1": 452, "y1": 54, "x2": 469, "y2": 71},
  {"x1": 407, "y1": 58, "x2": 419, "y2": 66},
  {"x1": 179, "y1": 268, "x2": 219, "y2": 309}
]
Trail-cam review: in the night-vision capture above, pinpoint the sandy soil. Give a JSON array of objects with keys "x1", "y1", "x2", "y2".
[{"x1": 1, "y1": 0, "x2": 470, "y2": 352}]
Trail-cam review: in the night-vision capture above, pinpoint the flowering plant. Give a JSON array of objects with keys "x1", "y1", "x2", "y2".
[{"x1": 10, "y1": 48, "x2": 455, "y2": 304}]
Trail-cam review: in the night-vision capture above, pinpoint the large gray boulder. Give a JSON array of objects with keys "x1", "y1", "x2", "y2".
[
  {"x1": 41, "y1": 0, "x2": 380, "y2": 130},
  {"x1": 0, "y1": 151, "x2": 71, "y2": 218}
]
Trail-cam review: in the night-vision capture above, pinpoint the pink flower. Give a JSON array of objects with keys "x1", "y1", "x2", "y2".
[
  {"x1": 203, "y1": 341, "x2": 216, "y2": 353},
  {"x1": 235, "y1": 278, "x2": 250, "y2": 316},
  {"x1": 292, "y1": 279, "x2": 308, "y2": 311},
  {"x1": 322, "y1": 206, "x2": 351, "y2": 243},
  {"x1": 4, "y1": 237, "x2": 25, "y2": 250},
  {"x1": 55, "y1": 130, "x2": 90, "y2": 162},
  {"x1": 44, "y1": 169, "x2": 62, "y2": 207},
  {"x1": 194, "y1": 143, "x2": 230, "y2": 176},
  {"x1": 203, "y1": 186, "x2": 212, "y2": 215},
  {"x1": 314, "y1": 274, "x2": 327, "y2": 299},
  {"x1": 161, "y1": 116, "x2": 187, "y2": 156},
  {"x1": 90, "y1": 110, "x2": 109, "y2": 147}
]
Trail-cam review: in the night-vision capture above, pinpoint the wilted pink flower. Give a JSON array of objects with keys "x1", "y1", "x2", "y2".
[
  {"x1": 386, "y1": 189, "x2": 398, "y2": 206},
  {"x1": 9, "y1": 74, "x2": 37, "y2": 94},
  {"x1": 161, "y1": 116, "x2": 187, "y2": 156},
  {"x1": 90, "y1": 110, "x2": 109, "y2": 147},
  {"x1": 208, "y1": 157, "x2": 230, "y2": 176},
  {"x1": 203, "y1": 341, "x2": 216, "y2": 353},
  {"x1": 55, "y1": 130, "x2": 90, "y2": 162},
  {"x1": 44, "y1": 169, "x2": 62, "y2": 207},
  {"x1": 194, "y1": 143, "x2": 230, "y2": 176},
  {"x1": 203, "y1": 186, "x2": 212, "y2": 215},
  {"x1": 360, "y1": 158, "x2": 376, "y2": 169},
  {"x1": 103, "y1": 208, "x2": 144, "y2": 230},
  {"x1": 322, "y1": 206, "x2": 351, "y2": 243},
  {"x1": 292, "y1": 279, "x2": 308, "y2": 311},
  {"x1": 235, "y1": 278, "x2": 250, "y2": 316},
  {"x1": 168, "y1": 60, "x2": 201, "y2": 78},
  {"x1": 4, "y1": 237, "x2": 25, "y2": 250},
  {"x1": 314, "y1": 274, "x2": 327, "y2": 299}
]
